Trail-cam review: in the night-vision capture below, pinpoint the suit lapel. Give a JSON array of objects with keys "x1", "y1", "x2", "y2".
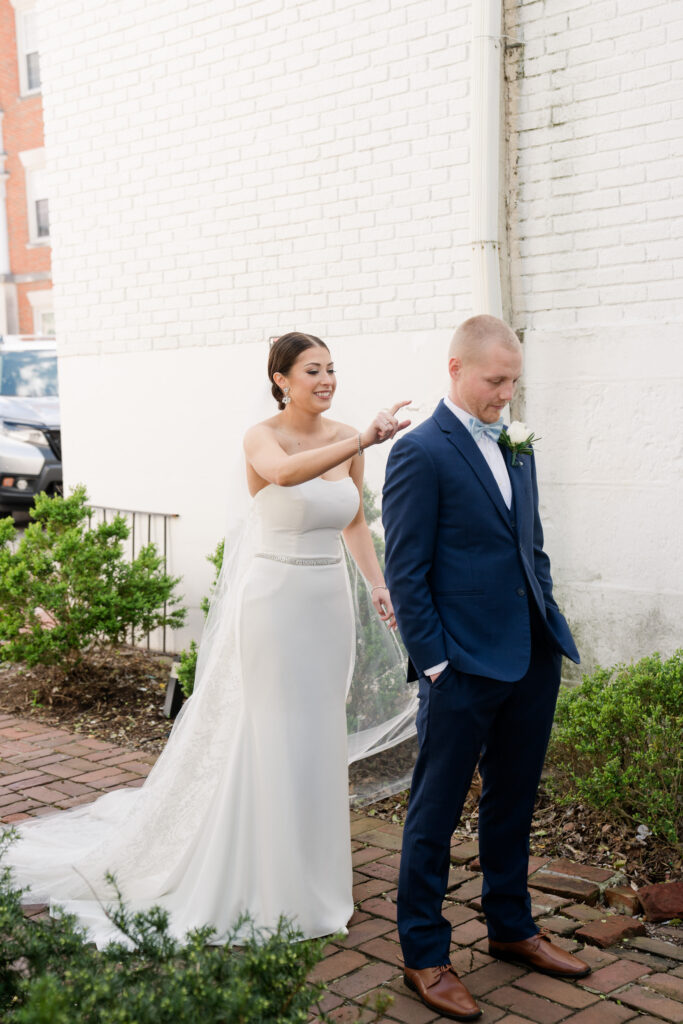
[
  {"x1": 502, "y1": 441, "x2": 532, "y2": 535},
  {"x1": 433, "y1": 401, "x2": 514, "y2": 533}
]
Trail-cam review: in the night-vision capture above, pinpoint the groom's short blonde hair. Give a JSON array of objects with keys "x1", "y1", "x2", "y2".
[{"x1": 449, "y1": 315, "x2": 520, "y2": 363}]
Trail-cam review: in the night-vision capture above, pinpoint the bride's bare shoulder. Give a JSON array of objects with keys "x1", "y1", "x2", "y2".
[
  {"x1": 243, "y1": 416, "x2": 281, "y2": 446},
  {"x1": 327, "y1": 420, "x2": 358, "y2": 441}
]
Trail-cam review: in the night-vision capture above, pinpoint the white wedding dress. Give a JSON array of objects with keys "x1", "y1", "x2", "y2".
[{"x1": 5, "y1": 477, "x2": 363, "y2": 948}]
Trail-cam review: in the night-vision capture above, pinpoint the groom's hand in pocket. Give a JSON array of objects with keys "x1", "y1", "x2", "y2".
[{"x1": 427, "y1": 661, "x2": 454, "y2": 684}]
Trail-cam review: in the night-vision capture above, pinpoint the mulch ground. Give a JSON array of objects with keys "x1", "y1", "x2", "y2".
[
  {"x1": 0, "y1": 648, "x2": 174, "y2": 753},
  {"x1": 370, "y1": 783, "x2": 682, "y2": 890},
  {"x1": 1, "y1": 650, "x2": 680, "y2": 888}
]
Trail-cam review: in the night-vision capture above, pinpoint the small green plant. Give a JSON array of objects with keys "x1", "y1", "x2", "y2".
[
  {"x1": 547, "y1": 650, "x2": 683, "y2": 849},
  {"x1": 0, "y1": 488, "x2": 186, "y2": 680},
  {"x1": 176, "y1": 540, "x2": 224, "y2": 698},
  {"x1": 200, "y1": 538, "x2": 224, "y2": 616},
  {"x1": 0, "y1": 831, "x2": 333, "y2": 1023},
  {"x1": 176, "y1": 640, "x2": 199, "y2": 699}
]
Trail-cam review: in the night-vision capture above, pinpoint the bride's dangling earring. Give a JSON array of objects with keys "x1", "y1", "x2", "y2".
[{"x1": 283, "y1": 387, "x2": 291, "y2": 405}]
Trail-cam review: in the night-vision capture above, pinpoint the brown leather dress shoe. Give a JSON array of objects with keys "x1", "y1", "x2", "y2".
[
  {"x1": 403, "y1": 964, "x2": 482, "y2": 1021},
  {"x1": 489, "y1": 930, "x2": 591, "y2": 979}
]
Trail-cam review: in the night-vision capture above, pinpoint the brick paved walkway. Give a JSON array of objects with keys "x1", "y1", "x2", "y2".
[{"x1": 1, "y1": 711, "x2": 682, "y2": 1023}]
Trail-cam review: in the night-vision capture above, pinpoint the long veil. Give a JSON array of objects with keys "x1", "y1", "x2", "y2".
[
  {"x1": 344, "y1": 531, "x2": 418, "y2": 803},
  {"x1": 3, "y1": 375, "x2": 418, "y2": 946}
]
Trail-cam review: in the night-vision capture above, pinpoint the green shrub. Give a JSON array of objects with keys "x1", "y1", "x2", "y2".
[
  {"x1": 0, "y1": 832, "x2": 332, "y2": 1024},
  {"x1": 200, "y1": 538, "x2": 224, "y2": 616},
  {"x1": 176, "y1": 540, "x2": 224, "y2": 698},
  {"x1": 0, "y1": 488, "x2": 186, "y2": 679},
  {"x1": 176, "y1": 639, "x2": 198, "y2": 699},
  {"x1": 547, "y1": 650, "x2": 683, "y2": 848}
]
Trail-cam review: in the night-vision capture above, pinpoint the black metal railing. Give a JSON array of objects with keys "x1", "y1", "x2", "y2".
[{"x1": 88, "y1": 505, "x2": 180, "y2": 654}]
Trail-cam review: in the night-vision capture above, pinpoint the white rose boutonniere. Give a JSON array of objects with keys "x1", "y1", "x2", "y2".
[{"x1": 498, "y1": 420, "x2": 540, "y2": 466}]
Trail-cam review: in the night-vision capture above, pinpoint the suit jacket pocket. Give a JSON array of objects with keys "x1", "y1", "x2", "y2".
[{"x1": 429, "y1": 662, "x2": 457, "y2": 689}]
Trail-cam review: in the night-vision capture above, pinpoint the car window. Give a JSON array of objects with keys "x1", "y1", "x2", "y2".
[{"x1": 0, "y1": 350, "x2": 58, "y2": 397}]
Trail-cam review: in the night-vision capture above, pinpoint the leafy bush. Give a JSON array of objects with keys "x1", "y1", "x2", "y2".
[
  {"x1": 0, "y1": 832, "x2": 332, "y2": 1024},
  {"x1": 176, "y1": 539, "x2": 224, "y2": 698},
  {"x1": 200, "y1": 538, "x2": 224, "y2": 616},
  {"x1": 176, "y1": 639, "x2": 199, "y2": 699},
  {"x1": 547, "y1": 650, "x2": 683, "y2": 848},
  {"x1": 0, "y1": 488, "x2": 186, "y2": 679}
]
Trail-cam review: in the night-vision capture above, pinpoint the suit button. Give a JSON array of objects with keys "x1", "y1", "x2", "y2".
[{"x1": 516, "y1": 587, "x2": 526, "y2": 597}]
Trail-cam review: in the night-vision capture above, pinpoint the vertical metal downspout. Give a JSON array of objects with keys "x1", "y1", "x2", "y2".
[{"x1": 470, "y1": 0, "x2": 504, "y2": 317}]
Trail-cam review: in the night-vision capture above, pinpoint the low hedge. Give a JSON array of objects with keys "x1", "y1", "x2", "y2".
[
  {"x1": 0, "y1": 831, "x2": 353, "y2": 1023},
  {"x1": 548, "y1": 650, "x2": 682, "y2": 849}
]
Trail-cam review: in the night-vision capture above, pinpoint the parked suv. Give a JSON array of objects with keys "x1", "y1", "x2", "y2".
[{"x1": 0, "y1": 336, "x2": 62, "y2": 514}]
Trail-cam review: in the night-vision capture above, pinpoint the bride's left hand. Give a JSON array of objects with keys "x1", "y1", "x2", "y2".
[{"x1": 372, "y1": 586, "x2": 398, "y2": 630}]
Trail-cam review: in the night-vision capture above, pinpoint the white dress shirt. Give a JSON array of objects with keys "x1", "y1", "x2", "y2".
[{"x1": 424, "y1": 397, "x2": 512, "y2": 678}]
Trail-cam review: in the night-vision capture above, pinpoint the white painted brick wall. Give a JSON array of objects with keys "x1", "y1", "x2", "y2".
[
  {"x1": 39, "y1": 0, "x2": 472, "y2": 357},
  {"x1": 505, "y1": 0, "x2": 683, "y2": 673},
  {"x1": 36, "y1": 0, "x2": 473, "y2": 646},
  {"x1": 37, "y1": 0, "x2": 682, "y2": 668}
]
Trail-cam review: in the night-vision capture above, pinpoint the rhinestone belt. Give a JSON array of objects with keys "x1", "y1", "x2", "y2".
[{"x1": 255, "y1": 552, "x2": 342, "y2": 566}]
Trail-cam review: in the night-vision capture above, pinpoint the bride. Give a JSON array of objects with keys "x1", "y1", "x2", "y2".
[{"x1": 4, "y1": 331, "x2": 412, "y2": 948}]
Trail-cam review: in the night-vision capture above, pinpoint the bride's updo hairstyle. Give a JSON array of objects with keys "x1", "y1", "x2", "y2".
[{"x1": 268, "y1": 332, "x2": 330, "y2": 410}]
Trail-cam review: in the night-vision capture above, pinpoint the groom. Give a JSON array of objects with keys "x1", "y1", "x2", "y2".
[{"x1": 382, "y1": 315, "x2": 589, "y2": 1021}]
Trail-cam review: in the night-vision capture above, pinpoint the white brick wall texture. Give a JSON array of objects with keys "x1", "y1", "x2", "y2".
[
  {"x1": 37, "y1": 0, "x2": 682, "y2": 667},
  {"x1": 504, "y1": 0, "x2": 683, "y2": 673},
  {"x1": 39, "y1": 0, "x2": 471, "y2": 356}
]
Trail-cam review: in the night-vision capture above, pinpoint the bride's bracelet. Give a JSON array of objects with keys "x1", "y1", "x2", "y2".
[
  {"x1": 357, "y1": 433, "x2": 363, "y2": 456},
  {"x1": 371, "y1": 585, "x2": 388, "y2": 594}
]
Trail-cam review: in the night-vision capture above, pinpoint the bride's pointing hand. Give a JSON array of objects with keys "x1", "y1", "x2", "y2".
[{"x1": 361, "y1": 401, "x2": 412, "y2": 449}]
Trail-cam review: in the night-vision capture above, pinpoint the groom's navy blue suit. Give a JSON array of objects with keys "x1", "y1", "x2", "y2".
[{"x1": 382, "y1": 400, "x2": 579, "y2": 969}]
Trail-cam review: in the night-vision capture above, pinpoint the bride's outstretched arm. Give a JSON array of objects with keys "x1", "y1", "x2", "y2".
[
  {"x1": 342, "y1": 456, "x2": 398, "y2": 630},
  {"x1": 244, "y1": 401, "x2": 410, "y2": 488}
]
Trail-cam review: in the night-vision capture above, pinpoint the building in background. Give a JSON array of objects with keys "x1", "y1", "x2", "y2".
[
  {"x1": 0, "y1": 0, "x2": 53, "y2": 335},
  {"x1": 35, "y1": 0, "x2": 683, "y2": 671}
]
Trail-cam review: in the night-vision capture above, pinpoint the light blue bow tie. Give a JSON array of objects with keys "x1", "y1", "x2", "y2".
[{"x1": 467, "y1": 416, "x2": 504, "y2": 443}]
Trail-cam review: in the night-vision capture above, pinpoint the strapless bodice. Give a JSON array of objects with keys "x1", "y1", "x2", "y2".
[{"x1": 253, "y1": 477, "x2": 359, "y2": 558}]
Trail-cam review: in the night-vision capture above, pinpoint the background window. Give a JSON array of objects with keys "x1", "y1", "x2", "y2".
[
  {"x1": 18, "y1": 149, "x2": 50, "y2": 245},
  {"x1": 35, "y1": 195, "x2": 49, "y2": 238},
  {"x1": 27, "y1": 289, "x2": 55, "y2": 336},
  {"x1": 14, "y1": 4, "x2": 41, "y2": 95}
]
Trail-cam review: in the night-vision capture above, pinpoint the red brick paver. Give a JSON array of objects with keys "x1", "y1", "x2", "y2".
[
  {"x1": 564, "y1": 1004, "x2": 637, "y2": 1024},
  {"x1": 584, "y1": 959, "x2": 653, "y2": 993},
  {"x1": 616, "y1": 983, "x2": 683, "y2": 1021},
  {"x1": 575, "y1": 916, "x2": 647, "y2": 948},
  {"x1": 1, "y1": 712, "x2": 680, "y2": 1022},
  {"x1": 528, "y1": 872, "x2": 601, "y2": 905}
]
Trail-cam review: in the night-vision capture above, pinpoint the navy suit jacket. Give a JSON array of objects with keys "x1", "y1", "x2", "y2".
[{"x1": 382, "y1": 401, "x2": 580, "y2": 683}]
